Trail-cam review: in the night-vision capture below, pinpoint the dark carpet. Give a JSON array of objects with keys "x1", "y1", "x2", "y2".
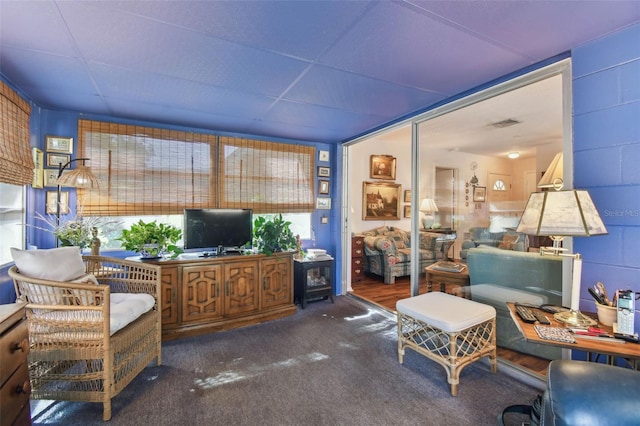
[{"x1": 31, "y1": 296, "x2": 538, "y2": 425}]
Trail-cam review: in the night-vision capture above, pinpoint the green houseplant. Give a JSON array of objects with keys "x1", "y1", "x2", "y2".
[
  {"x1": 253, "y1": 214, "x2": 297, "y2": 256},
  {"x1": 118, "y1": 220, "x2": 183, "y2": 258}
]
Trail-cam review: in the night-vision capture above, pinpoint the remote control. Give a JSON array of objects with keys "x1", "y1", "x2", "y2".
[
  {"x1": 515, "y1": 303, "x2": 537, "y2": 323},
  {"x1": 534, "y1": 311, "x2": 551, "y2": 324}
]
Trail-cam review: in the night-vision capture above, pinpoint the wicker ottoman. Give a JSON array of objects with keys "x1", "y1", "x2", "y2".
[{"x1": 396, "y1": 292, "x2": 497, "y2": 396}]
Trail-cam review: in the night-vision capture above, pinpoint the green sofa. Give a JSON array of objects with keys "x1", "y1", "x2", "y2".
[
  {"x1": 466, "y1": 246, "x2": 563, "y2": 360},
  {"x1": 460, "y1": 226, "x2": 527, "y2": 261}
]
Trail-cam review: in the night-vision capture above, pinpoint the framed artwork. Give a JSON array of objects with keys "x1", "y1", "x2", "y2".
[
  {"x1": 46, "y1": 191, "x2": 68, "y2": 215},
  {"x1": 321, "y1": 215, "x2": 329, "y2": 224},
  {"x1": 316, "y1": 197, "x2": 331, "y2": 209},
  {"x1": 362, "y1": 181, "x2": 401, "y2": 220},
  {"x1": 318, "y1": 179, "x2": 330, "y2": 195},
  {"x1": 44, "y1": 169, "x2": 59, "y2": 187},
  {"x1": 318, "y1": 166, "x2": 330, "y2": 177},
  {"x1": 32, "y1": 148, "x2": 43, "y2": 189},
  {"x1": 46, "y1": 135, "x2": 73, "y2": 154},
  {"x1": 46, "y1": 153, "x2": 70, "y2": 168},
  {"x1": 318, "y1": 150, "x2": 330, "y2": 162},
  {"x1": 404, "y1": 205, "x2": 411, "y2": 218},
  {"x1": 404, "y1": 190, "x2": 411, "y2": 203},
  {"x1": 370, "y1": 155, "x2": 396, "y2": 180},
  {"x1": 473, "y1": 186, "x2": 486, "y2": 202}
]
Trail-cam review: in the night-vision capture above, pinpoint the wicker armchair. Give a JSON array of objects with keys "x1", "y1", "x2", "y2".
[{"x1": 9, "y1": 255, "x2": 162, "y2": 421}]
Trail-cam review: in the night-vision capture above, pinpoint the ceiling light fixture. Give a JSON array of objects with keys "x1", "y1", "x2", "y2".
[{"x1": 508, "y1": 152, "x2": 520, "y2": 159}]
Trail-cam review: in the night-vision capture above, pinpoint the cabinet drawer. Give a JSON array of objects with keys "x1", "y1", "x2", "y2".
[
  {"x1": 0, "y1": 362, "x2": 30, "y2": 426},
  {"x1": 0, "y1": 319, "x2": 28, "y2": 387},
  {"x1": 352, "y1": 247, "x2": 364, "y2": 257}
]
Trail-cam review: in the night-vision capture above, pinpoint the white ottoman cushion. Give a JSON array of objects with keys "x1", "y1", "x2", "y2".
[
  {"x1": 471, "y1": 284, "x2": 548, "y2": 306},
  {"x1": 396, "y1": 292, "x2": 495, "y2": 333}
]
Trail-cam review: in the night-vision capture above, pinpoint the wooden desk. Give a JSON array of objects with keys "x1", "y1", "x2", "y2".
[{"x1": 507, "y1": 303, "x2": 640, "y2": 365}]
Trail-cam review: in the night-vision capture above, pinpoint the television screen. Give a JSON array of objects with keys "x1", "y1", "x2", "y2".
[{"x1": 183, "y1": 209, "x2": 252, "y2": 251}]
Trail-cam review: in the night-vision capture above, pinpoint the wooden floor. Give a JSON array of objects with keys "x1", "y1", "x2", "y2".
[{"x1": 349, "y1": 274, "x2": 550, "y2": 378}]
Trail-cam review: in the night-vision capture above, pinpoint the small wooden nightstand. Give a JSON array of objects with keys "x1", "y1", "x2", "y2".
[
  {"x1": 1, "y1": 302, "x2": 31, "y2": 426},
  {"x1": 351, "y1": 236, "x2": 365, "y2": 283}
]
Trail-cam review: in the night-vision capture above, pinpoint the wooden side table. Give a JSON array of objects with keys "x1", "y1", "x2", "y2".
[{"x1": 425, "y1": 261, "x2": 470, "y2": 299}]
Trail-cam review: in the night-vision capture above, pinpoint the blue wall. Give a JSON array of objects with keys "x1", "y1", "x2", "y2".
[{"x1": 572, "y1": 24, "x2": 640, "y2": 341}]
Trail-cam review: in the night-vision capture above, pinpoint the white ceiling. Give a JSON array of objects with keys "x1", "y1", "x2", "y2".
[{"x1": 368, "y1": 74, "x2": 563, "y2": 159}]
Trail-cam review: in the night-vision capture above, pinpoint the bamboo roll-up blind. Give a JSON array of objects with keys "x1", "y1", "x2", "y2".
[
  {"x1": 219, "y1": 136, "x2": 315, "y2": 213},
  {"x1": 78, "y1": 120, "x2": 216, "y2": 216},
  {"x1": 0, "y1": 80, "x2": 33, "y2": 186}
]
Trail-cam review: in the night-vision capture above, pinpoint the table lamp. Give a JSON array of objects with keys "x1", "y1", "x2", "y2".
[
  {"x1": 420, "y1": 198, "x2": 438, "y2": 229},
  {"x1": 516, "y1": 189, "x2": 607, "y2": 327}
]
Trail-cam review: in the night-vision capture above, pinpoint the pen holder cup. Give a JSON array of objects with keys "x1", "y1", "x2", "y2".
[{"x1": 596, "y1": 303, "x2": 617, "y2": 327}]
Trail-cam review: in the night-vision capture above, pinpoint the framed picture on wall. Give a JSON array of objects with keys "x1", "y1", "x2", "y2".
[
  {"x1": 369, "y1": 155, "x2": 396, "y2": 180},
  {"x1": 404, "y1": 205, "x2": 411, "y2": 218},
  {"x1": 45, "y1": 135, "x2": 73, "y2": 154},
  {"x1": 46, "y1": 191, "x2": 68, "y2": 215},
  {"x1": 473, "y1": 186, "x2": 486, "y2": 202},
  {"x1": 404, "y1": 190, "x2": 411, "y2": 203},
  {"x1": 32, "y1": 148, "x2": 43, "y2": 189},
  {"x1": 316, "y1": 197, "x2": 331, "y2": 209},
  {"x1": 318, "y1": 150, "x2": 329, "y2": 162},
  {"x1": 46, "y1": 153, "x2": 70, "y2": 168},
  {"x1": 362, "y1": 181, "x2": 401, "y2": 220},
  {"x1": 318, "y1": 179, "x2": 330, "y2": 195},
  {"x1": 318, "y1": 166, "x2": 330, "y2": 177},
  {"x1": 44, "y1": 169, "x2": 59, "y2": 187}
]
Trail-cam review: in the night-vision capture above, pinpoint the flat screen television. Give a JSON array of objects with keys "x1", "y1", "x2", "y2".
[{"x1": 183, "y1": 209, "x2": 252, "y2": 252}]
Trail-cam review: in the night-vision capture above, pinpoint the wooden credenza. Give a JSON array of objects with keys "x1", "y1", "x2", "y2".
[
  {"x1": 137, "y1": 252, "x2": 296, "y2": 340},
  {"x1": 0, "y1": 302, "x2": 31, "y2": 426}
]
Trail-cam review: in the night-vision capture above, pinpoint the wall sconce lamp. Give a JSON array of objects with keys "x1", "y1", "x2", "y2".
[
  {"x1": 55, "y1": 158, "x2": 102, "y2": 244},
  {"x1": 516, "y1": 188, "x2": 607, "y2": 327}
]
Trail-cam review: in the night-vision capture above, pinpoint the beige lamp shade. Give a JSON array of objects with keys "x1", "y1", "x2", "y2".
[
  {"x1": 538, "y1": 152, "x2": 563, "y2": 189},
  {"x1": 516, "y1": 190, "x2": 607, "y2": 237},
  {"x1": 419, "y1": 198, "x2": 438, "y2": 213},
  {"x1": 56, "y1": 165, "x2": 102, "y2": 189}
]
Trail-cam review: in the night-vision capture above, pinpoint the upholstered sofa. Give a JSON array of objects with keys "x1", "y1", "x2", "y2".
[
  {"x1": 466, "y1": 245, "x2": 562, "y2": 359},
  {"x1": 460, "y1": 226, "x2": 527, "y2": 260},
  {"x1": 361, "y1": 226, "x2": 454, "y2": 284}
]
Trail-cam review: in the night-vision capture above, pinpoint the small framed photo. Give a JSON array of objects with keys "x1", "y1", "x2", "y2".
[
  {"x1": 321, "y1": 215, "x2": 329, "y2": 224},
  {"x1": 404, "y1": 205, "x2": 411, "y2": 218},
  {"x1": 46, "y1": 153, "x2": 70, "y2": 168},
  {"x1": 318, "y1": 150, "x2": 329, "y2": 162},
  {"x1": 46, "y1": 135, "x2": 73, "y2": 154},
  {"x1": 46, "y1": 191, "x2": 68, "y2": 215},
  {"x1": 316, "y1": 197, "x2": 331, "y2": 209},
  {"x1": 32, "y1": 148, "x2": 44, "y2": 189},
  {"x1": 404, "y1": 190, "x2": 411, "y2": 203},
  {"x1": 370, "y1": 155, "x2": 396, "y2": 180},
  {"x1": 318, "y1": 166, "x2": 330, "y2": 177},
  {"x1": 318, "y1": 179, "x2": 330, "y2": 195},
  {"x1": 44, "y1": 169, "x2": 59, "y2": 187},
  {"x1": 473, "y1": 186, "x2": 486, "y2": 202}
]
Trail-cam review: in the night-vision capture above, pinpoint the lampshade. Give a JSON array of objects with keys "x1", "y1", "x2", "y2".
[
  {"x1": 419, "y1": 198, "x2": 438, "y2": 213},
  {"x1": 56, "y1": 165, "x2": 102, "y2": 189},
  {"x1": 537, "y1": 152, "x2": 563, "y2": 189},
  {"x1": 516, "y1": 189, "x2": 607, "y2": 238}
]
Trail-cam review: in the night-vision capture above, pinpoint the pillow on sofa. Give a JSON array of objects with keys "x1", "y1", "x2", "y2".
[
  {"x1": 11, "y1": 246, "x2": 85, "y2": 281},
  {"x1": 385, "y1": 229, "x2": 409, "y2": 249},
  {"x1": 498, "y1": 234, "x2": 519, "y2": 250}
]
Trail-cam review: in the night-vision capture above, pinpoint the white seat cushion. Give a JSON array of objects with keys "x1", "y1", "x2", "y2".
[
  {"x1": 396, "y1": 292, "x2": 495, "y2": 333},
  {"x1": 110, "y1": 293, "x2": 155, "y2": 335}
]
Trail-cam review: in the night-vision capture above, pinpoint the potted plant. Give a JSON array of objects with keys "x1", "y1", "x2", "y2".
[
  {"x1": 118, "y1": 220, "x2": 183, "y2": 258},
  {"x1": 252, "y1": 214, "x2": 297, "y2": 256}
]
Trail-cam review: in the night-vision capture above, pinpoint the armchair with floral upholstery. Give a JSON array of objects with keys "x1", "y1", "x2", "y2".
[{"x1": 360, "y1": 226, "x2": 453, "y2": 284}]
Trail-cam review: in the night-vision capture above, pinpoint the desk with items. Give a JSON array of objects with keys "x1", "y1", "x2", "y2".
[{"x1": 507, "y1": 303, "x2": 640, "y2": 366}]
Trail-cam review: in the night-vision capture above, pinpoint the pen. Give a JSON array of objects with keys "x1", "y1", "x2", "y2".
[{"x1": 572, "y1": 333, "x2": 626, "y2": 344}]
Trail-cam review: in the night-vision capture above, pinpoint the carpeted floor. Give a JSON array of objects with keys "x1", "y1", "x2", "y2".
[{"x1": 31, "y1": 296, "x2": 538, "y2": 425}]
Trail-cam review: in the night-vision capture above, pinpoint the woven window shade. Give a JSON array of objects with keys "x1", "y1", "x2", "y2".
[
  {"x1": 0, "y1": 80, "x2": 33, "y2": 186},
  {"x1": 78, "y1": 120, "x2": 216, "y2": 216},
  {"x1": 219, "y1": 136, "x2": 315, "y2": 213}
]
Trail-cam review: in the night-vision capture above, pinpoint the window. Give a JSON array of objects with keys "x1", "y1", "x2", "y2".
[
  {"x1": 0, "y1": 183, "x2": 24, "y2": 265},
  {"x1": 77, "y1": 121, "x2": 315, "y2": 248},
  {"x1": 493, "y1": 179, "x2": 507, "y2": 191}
]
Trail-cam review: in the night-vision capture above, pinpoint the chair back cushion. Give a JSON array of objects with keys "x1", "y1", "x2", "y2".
[{"x1": 11, "y1": 246, "x2": 85, "y2": 281}]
